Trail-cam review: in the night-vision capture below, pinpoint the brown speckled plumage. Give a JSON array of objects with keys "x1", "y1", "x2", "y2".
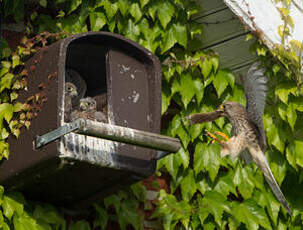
[
  {"x1": 70, "y1": 97, "x2": 107, "y2": 123},
  {"x1": 188, "y1": 63, "x2": 292, "y2": 215}
]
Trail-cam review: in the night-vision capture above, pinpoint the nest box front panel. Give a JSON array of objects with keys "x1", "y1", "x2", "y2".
[{"x1": 107, "y1": 49, "x2": 155, "y2": 160}]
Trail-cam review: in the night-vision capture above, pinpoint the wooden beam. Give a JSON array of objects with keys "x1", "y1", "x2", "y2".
[{"x1": 76, "y1": 119, "x2": 181, "y2": 153}]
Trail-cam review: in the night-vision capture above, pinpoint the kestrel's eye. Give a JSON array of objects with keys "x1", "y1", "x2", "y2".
[{"x1": 220, "y1": 104, "x2": 225, "y2": 110}]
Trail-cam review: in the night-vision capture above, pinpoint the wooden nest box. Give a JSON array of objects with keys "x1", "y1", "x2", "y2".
[{"x1": 0, "y1": 32, "x2": 180, "y2": 206}]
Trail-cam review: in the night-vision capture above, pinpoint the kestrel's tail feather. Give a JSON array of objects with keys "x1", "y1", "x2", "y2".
[{"x1": 252, "y1": 149, "x2": 292, "y2": 215}]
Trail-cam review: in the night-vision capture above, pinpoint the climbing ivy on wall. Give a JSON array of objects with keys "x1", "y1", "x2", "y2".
[{"x1": 1, "y1": 0, "x2": 303, "y2": 229}]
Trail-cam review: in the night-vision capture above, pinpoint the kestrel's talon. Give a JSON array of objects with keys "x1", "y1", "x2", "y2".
[
  {"x1": 214, "y1": 131, "x2": 230, "y2": 142},
  {"x1": 205, "y1": 130, "x2": 223, "y2": 144}
]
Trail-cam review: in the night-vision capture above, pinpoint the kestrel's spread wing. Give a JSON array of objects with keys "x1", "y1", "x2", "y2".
[{"x1": 241, "y1": 63, "x2": 267, "y2": 151}]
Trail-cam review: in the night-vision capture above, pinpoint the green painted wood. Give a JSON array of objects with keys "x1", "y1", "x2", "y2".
[
  {"x1": 195, "y1": 8, "x2": 246, "y2": 48},
  {"x1": 210, "y1": 35, "x2": 256, "y2": 70},
  {"x1": 195, "y1": 0, "x2": 227, "y2": 17}
]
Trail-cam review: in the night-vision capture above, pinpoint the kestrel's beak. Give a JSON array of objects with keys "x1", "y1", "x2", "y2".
[
  {"x1": 71, "y1": 90, "x2": 78, "y2": 97},
  {"x1": 80, "y1": 101, "x2": 86, "y2": 111}
]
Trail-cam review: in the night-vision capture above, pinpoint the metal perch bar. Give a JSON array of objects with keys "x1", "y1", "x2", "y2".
[{"x1": 35, "y1": 118, "x2": 181, "y2": 153}]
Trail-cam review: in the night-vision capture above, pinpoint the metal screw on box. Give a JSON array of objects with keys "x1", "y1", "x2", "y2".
[{"x1": 1, "y1": 32, "x2": 180, "y2": 207}]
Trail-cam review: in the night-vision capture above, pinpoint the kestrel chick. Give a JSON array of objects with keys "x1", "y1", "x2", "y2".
[
  {"x1": 189, "y1": 62, "x2": 292, "y2": 215},
  {"x1": 71, "y1": 97, "x2": 107, "y2": 123},
  {"x1": 64, "y1": 82, "x2": 78, "y2": 121},
  {"x1": 65, "y1": 68, "x2": 87, "y2": 106}
]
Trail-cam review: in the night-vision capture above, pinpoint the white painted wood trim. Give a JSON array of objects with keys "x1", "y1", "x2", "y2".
[{"x1": 223, "y1": 0, "x2": 303, "y2": 48}]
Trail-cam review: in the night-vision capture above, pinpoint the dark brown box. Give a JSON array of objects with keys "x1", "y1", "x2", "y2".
[{"x1": 1, "y1": 32, "x2": 162, "y2": 206}]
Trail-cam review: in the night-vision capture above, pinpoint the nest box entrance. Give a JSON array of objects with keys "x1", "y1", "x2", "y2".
[{"x1": 1, "y1": 32, "x2": 166, "y2": 206}]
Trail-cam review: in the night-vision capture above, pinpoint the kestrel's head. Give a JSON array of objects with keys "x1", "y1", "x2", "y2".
[
  {"x1": 218, "y1": 101, "x2": 246, "y2": 119},
  {"x1": 65, "y1": 82, "x2": 78, "y2": 98},
  {"x1": 80, "y1": 97, "x2": 97, "y2": 111}
]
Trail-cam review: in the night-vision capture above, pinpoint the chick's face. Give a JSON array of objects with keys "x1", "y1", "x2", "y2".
[
  {"x1": 80, "y1": 98, "x2": 97, "y2": 111},
  {"x1": 65, "y1": 82, "x2": 78, "y2": 98}
]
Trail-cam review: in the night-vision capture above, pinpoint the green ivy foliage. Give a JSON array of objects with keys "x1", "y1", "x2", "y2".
[
  {"x1": 0, "y1": 186, "x2": 66, "y2": 230},
  {"x1": 1, "y1": 0, "x2": 303, "y2": 229}
]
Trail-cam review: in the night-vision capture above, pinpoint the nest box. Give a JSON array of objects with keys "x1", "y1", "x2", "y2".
[{"x1": 0, "y1": 32, "x2": 170, "y2": 206}]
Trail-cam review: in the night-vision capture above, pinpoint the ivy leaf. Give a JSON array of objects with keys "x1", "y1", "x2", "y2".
[
  {"x1": 254, "y1": 190, "x2": 280, "y2": 226},
  {"x1": 180, "y1": 169, "x2": 196, "y2": 201},
  {"x1": 232, "y1": 199, "x2": 272, "y2": 230},
  {"x1": 118, "y1": 0, "x2": 130, "y2": 16},
  {"x1": 0, "y1": 73, "x2": 14, "y2": 92},
  {"x1": 140, "y1": 0, "x2": 150, "y2": 8},
  {"x1": 161, "y1": 26, "x2": 177, "y2": 53},
  {"x1": 0, "y1": 141, "x2": 9, "y2": 160},
  {"x1": 214, "y1": 171, "x2": 237, "y2": 197},
  {"x1": 278, "y1": 102, "x2": 287, "y2": 121},
  {"x1": 286, "y1": 144, "x2": 298, "y2": 171},
  {"x1": 3, "y1": 193, "x2": 25, "y2": 220},
  {"x1": 0, "y1": 103, "x2": 13, "y2": 123},
  {"x1": 176, "y1": 147, "x2": 189, "y2": 169},
  {"x1": 104, "y1": 195, "x2": 121, "y2": 212},
  {"x1": 194, "y1": 142, "x2": 221, "y2": 182},
  {"x1": 162, "y1": 153, "x2": 182, "y2": 180},
  {"x1": 33, "y1": 204, "x2": 64, "y2": 227},
  {"x1": 294, "y1": 140, "x2": 303, "y2": 168},
  {"x1": 130, "y1": 182, "x2": 146, "y2": 202},
  {"x1": 173, "y1": 23, "x2": 187, "y2": 48},
  {"x1": 286, "y1": 104, "x2": 297, "y2": 130},
  {"x1": 179, "y1": 72, "x2": 195, "y2": 109},
  {"x1": 130, "y1": 3, "x2": 142, "y2": 22},
  {"x1": 198, "y1": 191, "x2": 231, "y2": 227},
  {"x1": 161, "y1": 85, "x2": 171, "y2": 114},
  {"x1": 171, "y1": 76, "x2": 180, "y2": 95},
  {"x1": 10, "y1": 92, "x2": 18, "y2": 102},
  {"x1": 102, "y1": 0, "x2": 118, "y2": 20},
  {"x1": 124, "y1": 19, "x2": 140, "y2": 41},
  {"x1": 12, "y1": 55, "x2": 21, "y2": 68},
  {"x1": 189, "y1": 123, "x2": 203, "y2": 142},
  {"x1": 89, "y1": 11, "x2": 107, "y2": 31},
  {"x1": 267, "y1": 150, "x2": 287, "y2": 186},
  {"x1": 233, "y1": 165, "x2": 255, "y2": 199},
  {"x1": 13, "y1": 103, "x2": 23, "y2": 112},
  {"x1": 69, "y1": 220, "x2": 91, "y2": 230},
  {"x1": 13, "y1": 212, "x2": 39, "y2": 230},
  {"x1": 57, "y1": 14, "x2": 88, "y2": 33},
  {"x1": 158, "y1": 1, "x2": 175, "y2": 29},
  {"x1": 213, "y1": 70, "x2": 229, "y2": 98},
  {"x1": 118, "y1": 200, "x2": 142, "y2": 230},
  {"x1": 176, "y1": 124, "x2": 190, "y2": 148},
  {"x1": 200, "y1": 58, "x2": 212, "y2": 79},
  {"x1": 67, "y1": 0, "x2": 82, "y2": 14},
  {"x1": 93, "y1": 204, "x2": 108, "y2": 230},
  {"x1": 0, "y1": 62, "x2": 10, "y2": 78},
  {"x1": 275, "y1": 81, "x2": 296, "y2": 104},
  {"x1": 210, "y1": 56, "x2": 219, "y2": 73},
  {"x1": 264, "y1": 114, "x2": 284, "y2": 152}
]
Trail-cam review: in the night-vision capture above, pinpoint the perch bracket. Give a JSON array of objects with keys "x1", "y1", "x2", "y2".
[
  {"x1": 35, "y1": 121, "x2": 80, "y2": 148},
  {"x1": 35, "y1": 119, "x2": 181, "y2": 159}
]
